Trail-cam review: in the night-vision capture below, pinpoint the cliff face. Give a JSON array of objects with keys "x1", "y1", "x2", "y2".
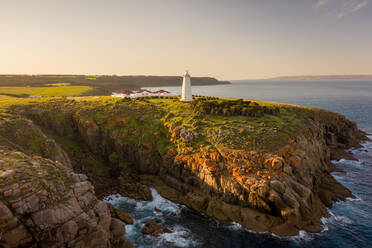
[
  {"x1": 0, "y1": 147, "x2": 132, "y2": 248},
  {"x1": 0, "y1": 115, "x2": 71, "y2": 167},
  {"x1": 145, "y1": 120, "x2": 360, "y2": 235},
  {"x1": 7, "y1": 97, "x2": 366, "y2": 238}
]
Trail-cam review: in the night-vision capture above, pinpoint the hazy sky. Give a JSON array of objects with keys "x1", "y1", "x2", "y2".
[{"x1": 1, "y1": 0, "x2": 371, "y2": 80}]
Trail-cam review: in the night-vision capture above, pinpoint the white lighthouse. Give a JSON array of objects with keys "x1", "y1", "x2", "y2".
[{"x1": 181, "y1": 70, "x2": 193, "y2": 102}]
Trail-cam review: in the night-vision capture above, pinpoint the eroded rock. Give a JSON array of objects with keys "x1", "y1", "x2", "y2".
[
  {"x1": 108, "y1": 203, "x2": 134, "y2": 224},
  {"x1": 0, "y1": 147, "x2": 131, "y2": 248},
  {"x1": 141, "y1": 221, "x2": 171, "y2": 237}
]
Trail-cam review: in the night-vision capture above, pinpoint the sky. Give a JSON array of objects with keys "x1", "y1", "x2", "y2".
[{"x1": 0, "y1": 0, "x2": 371, "y2": 80}]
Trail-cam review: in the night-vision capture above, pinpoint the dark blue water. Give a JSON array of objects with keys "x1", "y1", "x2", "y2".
[{"x1": 107, "y1": 81, "x2": 372, "y2": 248}]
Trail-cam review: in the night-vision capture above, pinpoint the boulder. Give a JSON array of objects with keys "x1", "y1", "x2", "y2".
[
  {"x1": 118, "y1": 173, "x2": 152, "y2": 201},
  {"x1": 141, "y1": 221, "x2": 171, "y2": 237},
  {"x1": 179, "y1": 127, "x2": 197, "y2": 144},
  {"x1": 108, "y1": 203, "x2": 134, "y2": 224}
]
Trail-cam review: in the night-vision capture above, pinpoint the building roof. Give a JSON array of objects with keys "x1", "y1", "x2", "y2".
[
  {"x1": 153, "y1": 90, "x2": 170, "y2": 94},
  {"x1": 116, "y1": 89, "x2": 133, "y2": 95},
  {"x1": 113, "y1": 89, "x2": 173, "y2": 96}
]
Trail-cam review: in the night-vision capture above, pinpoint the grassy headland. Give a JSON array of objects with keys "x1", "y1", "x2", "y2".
[{"x1": 4, "y1": 94, "x2": 344, "y2": 155}]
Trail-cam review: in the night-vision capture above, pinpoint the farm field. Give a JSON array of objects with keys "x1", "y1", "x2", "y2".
[{"x1": 0, "y1": 85, "x2": 93, "y2": 97}]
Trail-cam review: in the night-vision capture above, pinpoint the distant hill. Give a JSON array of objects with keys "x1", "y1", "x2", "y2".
[
  {"x1": 265, "y1": 75, "x2": 372, "y2": 81},
  {"x1": 0, "y1": 74, "x2": 230, "y2": 95}
]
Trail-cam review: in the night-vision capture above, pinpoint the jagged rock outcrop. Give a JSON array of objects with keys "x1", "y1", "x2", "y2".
[
  {"x1": 108, "y1": 204, "x2": 133, "y2": 225},
  {"x1": 0, "y1": 147, "x2": 132, "y2": 248},
  {"x1": 118, "y1": 173, "x2": 152, "y2": 201},
  {"x1": 141, "y1": 221, "x2": 171, "y2": 237}
]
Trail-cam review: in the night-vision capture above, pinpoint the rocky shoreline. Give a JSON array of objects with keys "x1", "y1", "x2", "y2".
[{"x1": 0, "y1": 97, "x2": 367, "y2": 247}]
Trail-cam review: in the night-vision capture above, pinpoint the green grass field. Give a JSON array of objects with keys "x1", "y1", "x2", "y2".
[{"x1": 0, "y1": 85, "x2": 93, "y2": 97}]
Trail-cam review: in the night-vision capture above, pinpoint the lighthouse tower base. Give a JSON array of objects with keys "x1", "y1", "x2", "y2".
[{"x1": 181, "y1": 71, "x2": 193, "y2": 102}]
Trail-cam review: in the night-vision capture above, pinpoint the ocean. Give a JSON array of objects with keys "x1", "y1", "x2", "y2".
[{"x1": 105, "y1": 81, "x2": 372, "y2": 248}]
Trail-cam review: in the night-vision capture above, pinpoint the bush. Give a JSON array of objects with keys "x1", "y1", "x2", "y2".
[{"x1": 191, "y1": 99, "x2": 279, "y2": 117}]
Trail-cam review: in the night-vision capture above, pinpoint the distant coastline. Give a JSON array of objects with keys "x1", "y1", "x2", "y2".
[
  {"x1": 233, "y1": 75, "x2": 372, "y2": 82},
  {"x1": 0, "y1": 74, "x2": 230, "y2": 95}
]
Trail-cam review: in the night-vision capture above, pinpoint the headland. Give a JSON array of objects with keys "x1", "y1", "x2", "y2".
[{"x1": 0, "y1": 94, "x2": 367, "y2": 247}]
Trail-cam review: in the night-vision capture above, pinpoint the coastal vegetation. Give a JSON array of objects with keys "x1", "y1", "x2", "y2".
[{"x1": 3, "y1": 94, "x2": 329, "y2": 154}]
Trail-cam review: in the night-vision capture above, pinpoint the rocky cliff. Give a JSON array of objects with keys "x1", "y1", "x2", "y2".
[
  {"x1": 2, "y1": 96, "x2": 366, "y2": 242},
  {"x1": 0, "y1": 146, "x2": 132, "y2": 248},
  {"x1": 141, "y1": 111, "x2": 364, "y2": 235}
]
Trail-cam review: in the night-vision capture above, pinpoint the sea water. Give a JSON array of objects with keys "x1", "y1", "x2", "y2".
[{"x1": 105, "y1": 81, "x2": 372, "y2": 248}]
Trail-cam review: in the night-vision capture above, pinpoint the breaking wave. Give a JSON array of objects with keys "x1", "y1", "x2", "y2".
[{"x1": 104, "y1": 188, "x2": 199, "y2": 248}]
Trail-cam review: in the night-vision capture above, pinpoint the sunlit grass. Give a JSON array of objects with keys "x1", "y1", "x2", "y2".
[
  {"x1": 45, "y1": 83, "x2": 71, "y2": 86},
  {"x1": 145, "y1": 97, "x2": 336, "y2": 152},
  {"x1": 0, "y1": 86, "x2": 93, "y2": 97},
  {"x1": 1, "y1": 92, "x2": 341, "y2": 154}
]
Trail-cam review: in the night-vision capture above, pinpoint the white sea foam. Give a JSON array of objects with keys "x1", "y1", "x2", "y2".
[
  {"x1": 226, "y1": 222, "x2": 325, "y2": 245},
  {"x1": 156, "y1": 225, "x2": 199, "y2": 248},
  {"x1": 103, "y1": 188, "x2": 201, "y2": 247},
  {"x1": 124, "y1": 223, "x2": 136, "y2": 238},
  {"x1": 331, "y1": 174, "x2": 345, "y2": 181},
  {"x1": 230, "y1": 207, "x2": 356, "y2": 243},
  {"x1": 329, "y1": 211, "x2": 351, "y2": 224},
  {"x1": 150, "y1": 188, "x2": 182, "y2": 214},
  {"x1": 226, "y1": 221, "x2": 317, "y2": 242},
  {"x1": 331, "y1": 159, "x2": 363, "y2": 167},
  {"x1": 104, "y1": 188, "x2": 182, "y2": 215},
  {"x1": 285, "y1": 215, "x2": 335, "y2": 242},
  {"x1": 321, "y1": 217, "x2": 329, "y2": 232},
  {"x1": 352, "y1": 136, "x2": 372, "y2": 152},
  {"x1": 345, "y1": 195, "x2": 363, "y2": 202},
  {"x1": 337, "y1": 136, "x2": 372, "y2": 166},
  {"x1": 290, "y1": 230, "x2": 315, "y2": 242},
  {"x1": 333, "y1": 215, "x2": 353, "y2": 225},
  {"x1": 130, "y1": 188, "x2": 182, "y2": 215},
  {"x1": 225, "y1": 222, "x2": 244, "y2": 231},
  {"x1": 225, "y1": 221, "x2": 267, "y2": 235}
]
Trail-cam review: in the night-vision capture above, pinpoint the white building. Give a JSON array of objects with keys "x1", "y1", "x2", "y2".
[
  {"x1": 111, "y1": 89, "x2": 176, "y2": 98},
  {"x1": 181, "y1": 70, "x2": 193, "y2": 102}
]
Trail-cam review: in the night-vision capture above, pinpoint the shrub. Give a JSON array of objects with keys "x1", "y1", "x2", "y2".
[{"x1": 191, "y1": 99, "x2": 279, "y2": 117}]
